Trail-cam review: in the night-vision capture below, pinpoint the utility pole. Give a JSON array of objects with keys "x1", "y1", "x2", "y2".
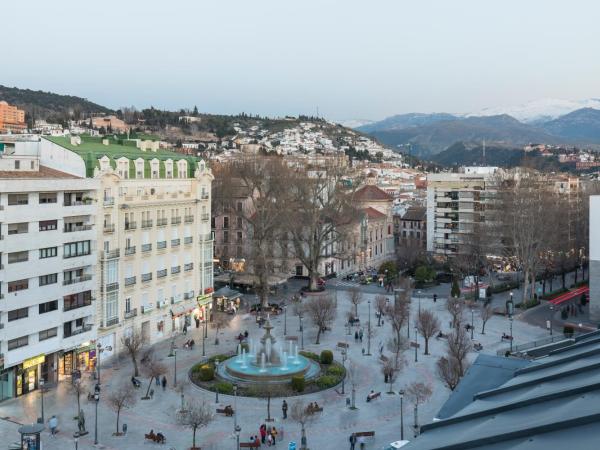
[{"x1": 367, "y1": 300, "x2": 372, "y2": 355}]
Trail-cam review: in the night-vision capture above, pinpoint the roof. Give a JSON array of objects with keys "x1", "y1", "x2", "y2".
[
  {"x1": 402, "y1": 206, "x2": 426, "y2": 222},
  {"x1": 362, "y1": 206, "x2": 387, "y2": 220},
  {"x1": 354, "y1": 184, "x2": 393, "y2": 201},
  {"x1": 44, "y1": 136, "x2": 198, "y2": 178},
  {"x1": 213, "y1": 286, "x2": 242, "y2": 299},
  {"x1": 0, "y1": 165, "x2": 81, "y2": 179},
  {"x1": 405, "y1": 331, "x2": 600, "y2": 450}
]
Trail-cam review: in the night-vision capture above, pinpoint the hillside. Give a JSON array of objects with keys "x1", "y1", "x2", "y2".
[
  {"x1": 540, "y1": 108, "x2": 600, "y2": 142},
  {"x1": 357, "y1": 112, "x2": 457, "y2": 133},
  {"x1": 431, "y1": 142, "x2": 525, "y2": 167},
  {"x1": 0, "y1": 85, "x2": 112, "y2": 124}
]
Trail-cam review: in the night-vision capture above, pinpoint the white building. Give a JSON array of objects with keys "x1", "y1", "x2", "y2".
[
  {"x1": 590, "y1": 196, "x2": 600, "y2": 323},
  {"x1": 0, "y1": 136, "x2": 99, "y2": 401}
]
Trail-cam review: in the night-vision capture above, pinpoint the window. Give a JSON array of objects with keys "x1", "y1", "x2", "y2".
[
  {"x1": 8, "y1": 222, "x2": 28, "y2": 235},
  {"x1": 8, "y1": 194, "x2": 28, "y2": 205},
  {"x1": 237, "y1": 217, "x2": 243, "y2": 229},
  {"x1": 39, "y1": 220, "x2": 57, "y2": 231},
  {"x1": 223, "y1": 217, "x2": 229, "y2": 229},
  {"x1": 8, "y1": 335, "x2": 28, "y2": 350},
  {"x1": 14, "y1": 160, "x2": 20, "y2": 170},
  {"x1": 39, "y1": 192, "x2": 57, "y2": 204},
  {"x1": 76, "y1": 318, "x2": 83, "y2": 327},
  {"x1": 63, "y1": 291, "x2": 92, "y2": 311},
  {"x1": 40, "y1": 247, "x2": 58, "y2": 259},
  {"x1": 8, "y1": 307, "x2": 28, "y2": 321},
  {"x1": 39, "y1": 327, "x2": 58, "y2": 341},
  {"x1": 39, "y1": 300, "x2": 58, "y2": 314},
  {"x1": 8, "y1": 251, "x2": 28, "y2": 264},
  {"x1": 237, "y1": 202, "x2": 243, "y2": 212},
  {"x1": 223, "y1": 231, "x2": 229, "y2": 243},
  {"x1": 39, "y1": 273, "x2": 58, "y2": 286},
  {"x1": 8, "y1": 279, "x2": 28, "y2": 292},
  {"x1": 106, "y1": 291, "x2": 118, "y2": 323},
  {"x1": 125, "y1": 297, "x2": 131, "y2": 313},
  {"x1": 64, "y1": 240, "x2": 91, "y2": 258}
]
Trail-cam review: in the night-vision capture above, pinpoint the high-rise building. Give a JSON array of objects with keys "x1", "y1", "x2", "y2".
[
  {"x1": 0, "y1": 136, "x2": 98, "y2": 401},
  {"x1": 0, "y1": 101, "x2": 26, "y2": 133},
  {"x1": 589, "y1": 196, "x2": 600, "y2": 323}
]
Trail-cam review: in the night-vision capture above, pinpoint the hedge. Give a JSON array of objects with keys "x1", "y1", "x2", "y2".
[
  {"x1": 197, "y1": 365, "x2": 214, "y2": 381},
  {"x1": 214, "y1": 381, "x2": 234, "y2": 395},
  {"x1": 315, "y1": 375, "x2": 338, "y2": 389},
  {"x1": 326, "y1": 366, "x2": 345, "y2": 377},
  {"x1": 291, "y1": 375, "x2": 305, "y2": 392},
  {"x1": 320, "y1": 350, "x2": 333, "y2": 365},
  {"x1": 299, "y1": 351, "x2": 320, "y2": 362}
]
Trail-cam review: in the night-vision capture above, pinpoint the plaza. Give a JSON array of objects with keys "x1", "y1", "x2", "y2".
[{"x1": 0, "y1": 283, "x2": 552, "y2": 450}]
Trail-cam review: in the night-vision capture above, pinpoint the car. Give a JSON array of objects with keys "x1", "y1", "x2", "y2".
[{"x1": 383, "y1": 440, "x2": 411, "y2": 449}]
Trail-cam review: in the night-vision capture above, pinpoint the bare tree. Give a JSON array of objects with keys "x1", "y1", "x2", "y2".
[
  {"x1": 290, "y1": 399, "x2": 320, "y2": 450},
  {"x1": 174, "y1": 380, "x2": 190, "y2": 413},
  {"x1": 446, "y1": 297, "x2": 464, "y2": 333},
  {"x1": 107, "y1": 383, "x2": 136, "y2": 435},
  {"x1": 386, "y1": 293, "x2": 410, "y2": 359},
  {"x1": 386, "y1": 335, "x2": 409, "y2": 369},
  {"x1": 396, "y1": 239, "x2": 426, "y2": 273},
  {"x1": 70, "y1": 378, "x2": 86, "y2": 418},
  {"x1": 178, "y1": 401, "x2": 214, "y2": 449},
  {"x1": 304, "y1": 294, "x2": 337, "y2": 344},
  {"x1": 380, "y1": 355, "x2": 402, "y2": 394},
  {"x1": 416, "y1": 309, "x2": 441, "y2": 355},
  {"x1": 121, "y1": 331, "x2": 144, "y2": 376},
  {"x1": 250, "y1": 383, "x2": 286, "y2": 422},
  {"x1": 211, "y1": 311, "x2": 232, "y2": 345},
  {"x1": 480, "y1": 303, "x2": 493, "y2": 334},
  {"x1": 346, "y1": 359, "x2": 360, "y2": 409},
  {"x1": 348, "y1": 286, "x2": 363, "y2": 319},
  {"x1": 142, "y1": 358, "x2": 167, "y2": 399},
  {"x1": 447, "y1": 328, "x2": 472, "y2": 377},
  {"x1": 375, "y1": 295, "x2": 388, "y2": 327},
  {"x1": 406, "y1": 381, "x2": 433, "y2": 437},
  {"x1": 437, "y1": 356, "x2": 462, "y2": 391}
]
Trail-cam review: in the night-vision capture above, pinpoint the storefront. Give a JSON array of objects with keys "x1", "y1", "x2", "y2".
[
  {"x1": 212, "y1": 286, "x2": 242, "y2": 313},
  {"x1": 15, "y1": 354, "x2": 45, "y2": 397},
  {"x1": 58, "y1": 343, "x2": 96, "y2": 379},
  {"x1": 195, "y1": 294, "x2": 213, "y2": 322}
]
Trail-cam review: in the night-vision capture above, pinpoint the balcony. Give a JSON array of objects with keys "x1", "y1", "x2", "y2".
[
  {"x1": 142, "y1": 220, "x2": 153, "y2": 229},
  {"x1": 124, "y1": 308, "x2": 138, "y2": 319},
  {"x1": 184, "y1": 236, "x2": 193, "y2": 245},
  {"x1": 63, "y1": 274, "x2": 93, "y2": 286},
  {"x1": 64, "y1": 224, "x2": 93, "y2": 233},
  {"x1": 157, "y1": 299, "x2": 168, "y2": 309},
  {"x1": 106, "y1": 282, "x2": 119, "y2": 292},
  {"x1": 184, "y1": 215, "x2": 194, "y2": 223},
  {"x1": 103, "y1": 224, "x2": 115, "y2": 233},
  {"x1": 103, "y1": 197, "x2": 114, "y2": 206},
  {"x1": 201, "y1": 193, "x2": 209, "y2": 200},
  {"x1": 201, "y1": 213, "x2": 210, "y2": 221},
  {"x1": 157, "y1": 241, "x2": 167, "y2": 250},
  {"x1": 124, "y1": 276, "x2": 136, "y2": 286},
  {"x1": 199, "y1": 233, "x2": 212, "y2": 241},
  {"x1": 157, "y1": 269, "x2": 167, "y2": 279},
  {"x1": 103, "y1": 249, "x2": 120, "y2": 259},
  {"x1": 63, "y1": 200, "x2": 93, "y2": 207},
  {"x1": 104, "y1": 317, "x2": 119, "y2": 328},
  {"x1": 141, "y1": 273, "x2": 153, "y2": 282},
  {"x1": 184, "y1": 291, "x2": 194, "y2": 300},
  {"x1": 64, "y1": 324, "x2": 93, "y2": 338},
  {"x1": 125, "y1": 246, "x2": 136, "y2": 256},
  {"x1": 142, "y1": 243, "x2": 152, "y2": 252},
  {"x1": 171, "y1": 266, "x2": 181, "y2": 274},
  {"x1": 171, "y1": 238, "x2": 180, "y2": 247},
  {"x1": 157, "y1": 218, "x2": 168, "y2": 227},
  {"x1": 141, "y1": 304, "x2": 154, "y2": 314},
  {"x1": 125, "y1": 221, "x2": 137, "y2": 231},
  {"x1": 184, "y1": 262, "x2": 194, "y2": 271},
  {"x1": 171, "y1": 217, "x2": 182, "y2": 225}
]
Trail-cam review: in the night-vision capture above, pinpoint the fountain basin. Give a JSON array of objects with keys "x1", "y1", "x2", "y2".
[{"x1": 218, "y1": 353, "x2": 320, "y2": 383}]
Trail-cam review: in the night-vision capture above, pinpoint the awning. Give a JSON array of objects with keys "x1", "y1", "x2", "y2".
[
  {"x1": 213, "y1": 286, "x2": 242, "y2": 300},
  {"x1": 171, "y1": 304, "x2": 196, "y2": 317}
]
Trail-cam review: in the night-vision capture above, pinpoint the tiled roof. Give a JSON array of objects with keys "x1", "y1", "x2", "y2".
[
  {"x1": 402, "y1": 206, "x2": 426, "y2": 222},
  {"x1": 354, "y1": 184, "x2": 393, "y2": 201},
  {"x1": 0, "y1": 165, "x2": 81, "y2": 179},
  {"x1": 362, "y1": 207, "x2": 387, "y2": 220}
]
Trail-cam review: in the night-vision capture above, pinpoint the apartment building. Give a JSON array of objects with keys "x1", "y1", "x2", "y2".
[
  {"x1": 40, "y1": 135, "x2": 214, "y2": 360},
  {"x1": 0, "y1": 101, "x2": 27, "y2": 133},
  {"x1": 590, "y1": 196, "x2": 600, "y2": 323},
  {"x1": 394, "y1": 206, "x2": 426, "y2": 249},
  {"x1": 0, "y1": 137, "x2": 99, "y2": 401},
  {"x1": 426, "y1": 168, "x2": 498, "y2": 257}
]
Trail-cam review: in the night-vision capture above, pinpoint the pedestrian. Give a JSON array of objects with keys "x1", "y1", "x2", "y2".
[
  {"x1": 359, "y1": 329, "x2": 363, "y2": 342},
  {"x1": 260, "y1": 424, "x2": 267, "y2": 444},
  {"x1": 49, "y1": 415, "x2": 58, "y2": 436},
  {"x1": 349, "y1": 433, "x2": 357, "y2": 450},
  {"x1": 161, "y1": 375, "x2": 167, "y2": 391},
  {"x1": 267, "y1": 433, "x2": 273, "y2": 446},
  {"x1": 362, "y1": 347, "x2": 365, "y2": 355},
  {"x1": 195, "y1": 317, "x2": 200, "y2": 328},
  {"x1": 282, "y1": 399, "x2": 288, "y2": 419},
  {"x1": 271, "y1": 426, "x2": 278, "y2": 444},
  {"x1": 244, "y1": 330, "x2": 249, "y2": 339},
  {"x1": 155, "y1": 374, "x2": 161, "y2": 386},
  {"x1": 183, "y1": 323, "x2": 187, "y2": 335},
  {"x1": 358, "y1": 435, "x2": 366, "y2": 449},
  {"x1": 122, "y1": 423, "x2": 128, "y2": 435},
  {"x1": 354, "y1": 330, "x2": 359, "y2": 341}
]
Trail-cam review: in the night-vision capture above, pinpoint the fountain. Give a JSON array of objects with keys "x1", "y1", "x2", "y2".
[{"x1": 217, "y1": 316, "x2": 320, "y2": 383}]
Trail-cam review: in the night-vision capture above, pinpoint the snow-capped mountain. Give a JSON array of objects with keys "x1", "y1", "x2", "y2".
[{"x1": 471, "y1": 98, "x2": 600, "y2": 123}]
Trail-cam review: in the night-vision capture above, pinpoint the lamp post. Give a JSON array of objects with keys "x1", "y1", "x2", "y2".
[
  {"x1": 509, "y1": 317, "x2": 514, "y2": 352},
  {"x1": 549, "y1": 305, "x2": 554, "y2": 336},
  {"x1": 94, "y1": 386, "x2": 100, "y2": 445},
  {"x1": 507, "y1": 295, "x2": 514, "y2": 353},
  {"x1": 174, "y1": 349, "x2": 178, "y2": 387},
  {"x1": 300, "y1": 314, "x2": 304, "y2": 350},
  {"x1": 417, "y1": 290, "x2": 422, "y2": 317},
  {"x1": 235, "y1": 425, "x2": 241, "y2": 450},
  {"x1": 283, "y1": 304, "x2": 287, "y2": 336},
  {"x1": 341, "y1": 349, "x2": 347, "y2": 395},
  {"x1": 470, "y1": 308, "x2": 474, "y2": 340},
  {"x1": 367, "y1": 300, "x2": 372, "y2": 355},
  {"x1": 96, "y1": 343, "x2": 102, "y2": 385},
  {"x1": 39, "y1": 379, "x2": 45, "y2": 423},
  {"x1": 202, "y1": 320, "x2": 206, "y2": 357},
  {"x1": 400, "y1": 390, "x2": 405, "y2": 441},
  {"x1": 215, "y1": 359, "x2": 220, "y2": 403},
  {"x1": 233, "y1": 384, "x2": 238, "y2": 429},
  {"x1": 414, "y1": 326, "x2": 418, "y2": 363}
]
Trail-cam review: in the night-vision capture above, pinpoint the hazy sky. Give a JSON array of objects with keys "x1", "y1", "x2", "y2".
[{"x1": 3, "y1": 0, "x2": 599, "y2": 121}]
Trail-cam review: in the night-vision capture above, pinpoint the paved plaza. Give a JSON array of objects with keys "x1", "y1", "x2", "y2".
[{"x1": 0, "y1": 284, "x2": 552, "y2": 450}]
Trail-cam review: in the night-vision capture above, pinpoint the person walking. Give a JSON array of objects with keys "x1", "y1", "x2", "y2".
[
  {"x1": 359, "y1": 329, "x2": 363, "y2": 342},
  {"x1": 49, "y1": 415, "x2": 58, "y2": 437},
  {"x1": 271, "y1": 426, "x2": 278, "y2": 444},
  {"x1": 282, "y1": 400, "x2": 288, "y2": 419},
  {"x1": 260, "y1": 424, "x2": 267, "y2": 444},
  {"x1": 155, "y1": 374, "x2": 161, "y2": 386},
  {"x1": 354, "y1": 330, "x2": 359, "y2": 341},
  {"x1": 349, "y1": 433, "x2": 357, "y2": 450},
  {"x1": 161, "y1": 375, "x2": 167, "y2": 391}
]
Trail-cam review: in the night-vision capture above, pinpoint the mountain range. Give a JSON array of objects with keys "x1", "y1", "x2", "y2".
[{"x1": 357, "y1": 100, "x2": 600, "y2": 157}]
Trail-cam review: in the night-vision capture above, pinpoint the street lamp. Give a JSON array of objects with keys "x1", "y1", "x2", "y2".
[
  {"x1": 215, "y1": 359, "x2": 220, "y2": 403},
  {"x1": 233, "y1": 384, "x2": 238, "y2": 429},
  {"x1": 283, "y1": 304, "x2": 287, "y2": 336},
  {"x1": 95, "y1": 343, "x2": 111, "y2": 385},
  {"x1": 39, "y1": 379, "x2": 45, "y2": 423},
  {"x1": 235, "y1": 424, "x2": 241, "y2": 450},
  {"x1": 549, "y1": 305, "x2": 554, "y2": 336},
  {"x1": 400, "y1": 389, "x2": 405, "y2": 441},
  {"x1": 300, "y1": 314, "x2": 304, "y2": 350},
  {"x1": 417, "y1": 290, "x2": 422, "y2": 317},
  {"x1": 367, "y1": 300, "x2": 372, "y2": 355},
  {"x1": 414, "y1": 326, "x2": 418, "y2": 363},
  {"x1": 509, "y1": 317, "x2": 514, "y2": 353},
  {"x1": 202, "y1": 319, "x2": 206, "y2": 356},
  {"x1": 341, "y1": 349, "x2": 347, "y2": 395},
  {"x1": 470, "y1": 308, "x2": 474, "y2": 340},
  {"x1": 174, "y1": 349, "x2": 178, "y2": 387},
  {"x1": 94, "y1": 385, "x2": 100, "y2": 445}
]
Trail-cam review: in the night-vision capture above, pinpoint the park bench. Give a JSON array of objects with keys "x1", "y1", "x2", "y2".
[
  {"x1": 216, "y1": 406, "x2": 235, "y2": 416},
  {"x1": 305, "y1": 406, "x2": 323, "y2": 414},
  {"x1": 337, "y1": 342, "x2": 350, "y2": 350},
  {"x1": 239, "y1": 442, "x2": 260, "y2": 448},
  {"x1": 366, "y1": 392, "x2": 381, "y2": 402},
  {"x1": 354, "y1": 431, "x2": 375, "y2": 438}
]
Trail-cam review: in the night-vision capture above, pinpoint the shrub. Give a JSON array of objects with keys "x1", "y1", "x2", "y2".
[
  {"x1": 415, "y1": 265, "x2": 435, "y2": 284},
  {"x1": 291, "y1": 375, "x2": 305, "y2": 392},
  {"x1": 326, "y1": 365, "x2": 345, "y2": 377},
  {"x1": 320, "y1": 350, "x2": 333, "y2": 365},
  {"x1": 299, "y1": 351, "x2": 320, "y2": 362},
  {"x1": 198, "y1": 365, "x2": 215, "y2": 381},
  {"x1": 563, "y1": 325, "x2": 574, "y2": 338},
  {"x1": 315, "y1": 375, "x2": 338, "y2": 389},
  {"x1": 207, "y1": 354, "x2": 231, "y2": 366},
  {"x1": 379, "y1": 261, "x2": 398, "y2": 278},
  {"x1": 450, "y1": 279, "x2": 461, "y2": 298},
  {"x1": 214, "y1": 381, "x2": 234, "y2": 395}
]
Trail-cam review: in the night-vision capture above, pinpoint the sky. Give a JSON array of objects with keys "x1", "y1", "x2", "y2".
[{"x1": 3, "y1": 0, "x2": 600, "y2": 122}]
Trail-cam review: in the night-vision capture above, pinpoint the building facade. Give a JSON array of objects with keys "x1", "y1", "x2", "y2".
[
  {"x1": 395, "y1": 206, "x2": 426, "y2": 249},
  {"x1": 0, "y1": 137, "x2": 99, "y2": 401},
  {"x1": 590, "y1": 195, "x2": 600, "y2": 323},
  {"x1": 0, "y1": 101, "x2": 26, "y2": 133}
]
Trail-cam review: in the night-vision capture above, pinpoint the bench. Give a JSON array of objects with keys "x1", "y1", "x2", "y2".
[
  {"x1": 366, "y1": 392, "x2": 381, "y2": 402},
  {"x1": 239, "y1": 442, "x2": 260, "y2": 448},
  {"x1": 306, "y1": 406, "x2": 323, "y2": 414},
  {"x1": 216, "y1": 406, "x2": 235, "y2": 416},
  {"x1": 354, "y1": 431, "x2": 375, "y2": 438},
  {"x1": 337, "y1": 342, "x2": 350, "y2": 349}
]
